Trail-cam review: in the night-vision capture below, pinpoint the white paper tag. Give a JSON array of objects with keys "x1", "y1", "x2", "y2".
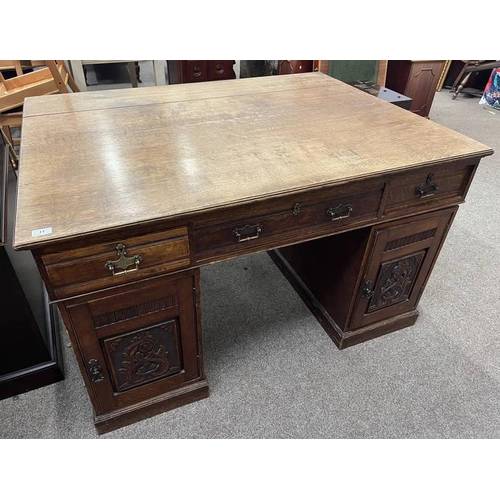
[{"x1": 32, "y1": 227, "x2": 53, "y2": 237}]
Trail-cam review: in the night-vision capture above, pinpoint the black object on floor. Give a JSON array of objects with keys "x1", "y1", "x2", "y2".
[{"x1": 0, "y1": 135, "x2": 64, "y2": 400}]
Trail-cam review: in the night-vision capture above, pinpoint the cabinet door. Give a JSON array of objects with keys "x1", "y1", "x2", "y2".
[
  {"x1": 350, "y1": 208, "x2": 456, "y2": 330},
  {"x1": 405, "y1": 61, "x2": 445, "y2": 117},
  {"x1": 64, "y1": 271, "x2": 202, "y2": 416}
]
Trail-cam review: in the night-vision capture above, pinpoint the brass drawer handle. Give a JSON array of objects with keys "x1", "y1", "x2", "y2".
[
  {"x1": 326, "y1": 203, "x2": 353, "y2": 221},
  {"x1": 233, "y1": 224, "x2": 262, "y2": 242},
  {"x1": 105, "y1": 243, "x2": 143, "y2": 276},
  {"x1": 88, "y1": 359, "x2": 104, "y2": 383},
  {"x1": 415, "y1": 173, "x2": 439, "y2": 198}
]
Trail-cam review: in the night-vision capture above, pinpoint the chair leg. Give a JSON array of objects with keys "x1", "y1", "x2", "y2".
[
  {"x1": 1, "y1": 128, "x2": 19, "y2": 170},
  {"x1": 450, "y1": 64, "x2": 469, "y2": 92},
  {"x1": 0, "y1": 112, "x2": 23, "y2": 170},
  {"x1": 46, "y1": 60, "x2": 70, "y2": 93},
  {"x1": 452, "y1": 71, "x2": 472, "y2": 100},
  {"x1": 1, "y1": 124, "x2": 13, "y2": 144},
  {"x1": 69, "y1": 61, "x2": 87, "y2": 91},
  {"x1": 66, "y1": 70, "x2": 81, "y2": 92}
]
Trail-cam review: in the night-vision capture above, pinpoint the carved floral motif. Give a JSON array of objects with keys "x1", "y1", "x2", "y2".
[
  {"x1": 118, "y1": 330, "x2": 171, "y2": 390},
  {"x1": 368, "y1": 253, "x2": 424, "y2": 312},
  {"x1": 103, "y1": 322, "x2": 181, "y2": 392}
]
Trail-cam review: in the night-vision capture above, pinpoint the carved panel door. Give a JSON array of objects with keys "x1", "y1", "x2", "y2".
[
  {"x1": 63, "y1": 270, "x2": 203, "y2": 416},
  {"x1": 350, "y1": 208, "x2": 457, "y2": 330}
]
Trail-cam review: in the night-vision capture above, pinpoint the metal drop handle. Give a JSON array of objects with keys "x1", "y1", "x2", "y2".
[
  {"x1": 415, "y1": 173, "x2": 439, "y2": 198},
  {"x1": 88, "y1": 359, "x2": 104, "y2": 383},
  {"x1": 105, "y1": 243, "x2": 142, "y2": 276},
  {"x1": 326, "y1": 203, "x2": 353, "y2": 221},
  {"x1": 233, "y1": 224, "x2": 262, "y2": 242},
  {"x1": 362, "y1": 280, "x2": 375, "y2": 299}
]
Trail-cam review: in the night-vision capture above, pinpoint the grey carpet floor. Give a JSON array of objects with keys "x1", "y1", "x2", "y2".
[{"x1": 1, "y1": 84, "x2": 498, "y2": 439}]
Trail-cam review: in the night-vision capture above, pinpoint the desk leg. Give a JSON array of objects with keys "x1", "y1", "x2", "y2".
[{"x1": 271, "y1": 208, "x2": 457, "y2": 349}]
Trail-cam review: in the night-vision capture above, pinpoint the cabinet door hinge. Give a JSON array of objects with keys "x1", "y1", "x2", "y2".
[{"x1": 361, "y1": 279, "x2": 375, "y2": 299}]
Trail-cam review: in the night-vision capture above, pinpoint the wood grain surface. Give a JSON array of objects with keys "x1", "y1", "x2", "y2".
[{"x1": 14, "y1": 73, "x2": 492, "y2": 250}]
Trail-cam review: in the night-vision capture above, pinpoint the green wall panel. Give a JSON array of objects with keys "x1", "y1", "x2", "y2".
[{"x1": 328, "y1": 61, "x2": 379, "y2": 83}]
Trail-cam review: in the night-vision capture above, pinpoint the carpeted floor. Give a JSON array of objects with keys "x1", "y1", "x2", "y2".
[{"x1": 1, "y1": 73, "x2": 498, "y2": 438}]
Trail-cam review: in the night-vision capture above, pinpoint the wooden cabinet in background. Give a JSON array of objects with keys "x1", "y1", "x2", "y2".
[
  {"x1": 277, "y1": 60, "x2": 314, "y2": 74},
  {"x1": 167, "y1": 61, "x2": 235, "y2": 84},
  {"x1": 386, "y1": 60, "x2": 446, "y2": 117}
]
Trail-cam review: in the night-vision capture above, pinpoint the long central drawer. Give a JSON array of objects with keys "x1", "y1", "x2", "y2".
[{"x1": 194, "y1": 178, "x2": 385, "y2": 263}]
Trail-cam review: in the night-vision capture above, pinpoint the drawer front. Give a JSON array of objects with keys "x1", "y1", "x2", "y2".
[
  {"x1": 64, "y1": 271, "x2": 202, "y2": 415},
  {"x1": 183, "y1": 60, "x2": 208, "y2": 83},
  {"x1": 208, "y1": 60, "x2": 235, "y2": 80},
  {"x1": 195, "y1": 179, "x2": 384, "y2": 263},
  {"x1": 384, "y1": 161, "x2": 476, "y2": 216},
  {"x1": 42, "y1": 227, "x2": 190, "y2": 299}
]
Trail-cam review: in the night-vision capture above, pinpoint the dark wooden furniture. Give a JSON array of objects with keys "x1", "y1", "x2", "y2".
[
  {"x1": 167, "y1": 61, "x2": 235, "y2": 84},
  {"x1": 14, "y1": 74, "x2": 492, "y2": 433},
  {"x1": 443, "y1": 60, "x2": 495, "y2": 93},
  {"x1": 272, "y1": 207, "x2": 457, "y2": 348},
  {"x1": 450, "y1": 60, "x2": 500, "y2": 99},
  {"x1": 278, "y1": 61, "x2": 314, "y2": 74},
  {"x1": 0, "y1": 134, "x2": 63, "y2": 400},
  {"x1": 386, "y1": 60, "x2": 446, "y2": 117}
]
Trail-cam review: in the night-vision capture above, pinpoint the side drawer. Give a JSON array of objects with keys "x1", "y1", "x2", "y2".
[
  {"x1": 195, "y1": 178, "x2": 385, "y2": 263},
  {"x1": 42, "y1": 227, "x2": 190, "y2": 299},
  {"x1": 384, "y1": 160, "x2": 477, "y2": 216}
]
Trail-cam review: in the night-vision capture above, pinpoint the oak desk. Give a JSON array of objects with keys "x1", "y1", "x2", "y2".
[{"x1": 14, "y1": 73, "x2": 493, "y2": 433}]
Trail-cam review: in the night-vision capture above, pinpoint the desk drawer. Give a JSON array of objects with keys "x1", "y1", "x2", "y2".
[
  {"x1": 195, "y1": 179, "x2": 384, "y2": 263},
  {"x1": 384, "y1": 161, "x2": 477, "y2": 216},
  {"x1": 42, "y1": 227, "x2": 190, "y2": 299}
]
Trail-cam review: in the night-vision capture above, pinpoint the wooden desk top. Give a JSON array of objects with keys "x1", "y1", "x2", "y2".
[{"x1": 14, "y1": 72, "x2": 492, "y2": 250}]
